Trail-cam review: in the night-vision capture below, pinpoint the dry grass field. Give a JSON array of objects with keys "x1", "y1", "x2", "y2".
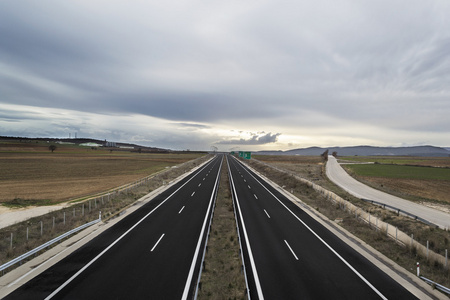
[{"x1": 0, "y1": 141, "x2": 204, "y2": 206}]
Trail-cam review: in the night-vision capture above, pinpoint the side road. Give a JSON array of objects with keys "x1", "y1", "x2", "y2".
[{"x1": 326, "y1": 155, "x2": 450, "y2": 230}]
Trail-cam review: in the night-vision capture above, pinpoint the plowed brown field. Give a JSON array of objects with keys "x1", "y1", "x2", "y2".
[{"x1": 0, "y1": 149, "x2": 203, "y2": 205}]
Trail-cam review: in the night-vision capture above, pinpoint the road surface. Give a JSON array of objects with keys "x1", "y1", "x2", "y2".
[
  {"x1": 4, "y1": 155, "x2": 223, "y2": 300},
  {"x1": 228, "y1": 155, "x2": 418, "y2": 299},
  {"x1": 326, "y1": 155, "x2": 450, "y2": 230}
]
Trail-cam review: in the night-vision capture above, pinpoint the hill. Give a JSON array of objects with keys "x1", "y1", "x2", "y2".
[{"x1": 257, "y1": 145, "x2": 450, "y2": 157}]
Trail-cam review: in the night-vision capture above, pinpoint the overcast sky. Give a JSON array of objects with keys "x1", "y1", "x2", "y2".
[{"x1": 1, "y1": 1, "x2": 449, "y2": 151}]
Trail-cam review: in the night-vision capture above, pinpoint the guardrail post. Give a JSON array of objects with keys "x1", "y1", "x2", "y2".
[
  {"x1": 10, "y1": 233, "x2": 13, "y2": 249},
  {"x1": 426, "y1": 241, "x2": 429, "y2": 260},
  {"x1": 99, "y1": 211, "x2": 102, "y2": 221},
  {"x1": 446, "y1": 249, "x2": 448, "y2": 269},
  {"x1": 26, "y1": 227, "x2": 29, "y2": 241},
  {"x1": 53, "y1": 217, "x2": 55, "y2": 229},
  {"x1": 41, "y1": 221, "x2": 43, "y2": 236},
  {"x1": 82, "y1": 204, "x2": 84, "y2": 216}
]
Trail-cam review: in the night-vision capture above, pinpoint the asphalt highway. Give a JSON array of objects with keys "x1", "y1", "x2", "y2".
[
  {"x1": 326, "y1": 155, "x2": 450, "y2": 230},
  {"x1": 227, "y1": 155, "x2": 418, "y2": 299},
  {"x1": 5, "y1": 155, "x2": 223, "y2": 300}
]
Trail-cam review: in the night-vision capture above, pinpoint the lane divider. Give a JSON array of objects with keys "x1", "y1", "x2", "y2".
[
  {"x1": 151, "y1": 234, "x2": 165, "y2": 252},
  {"x1": 284, "y1": 240, "x2": 299, "y2": 260}
]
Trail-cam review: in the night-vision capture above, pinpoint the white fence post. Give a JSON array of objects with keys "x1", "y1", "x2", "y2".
[
  {"x1": 446, "y1": 249, "x2": 448, "y2": 269},
  {"x1": 417, "y1": 262, "x2": 420, "y2": 276}
]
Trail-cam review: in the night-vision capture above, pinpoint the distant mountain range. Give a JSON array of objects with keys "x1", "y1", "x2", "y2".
[{"x1": 256, "y1": 145, "x2": 450, "y2": 157}]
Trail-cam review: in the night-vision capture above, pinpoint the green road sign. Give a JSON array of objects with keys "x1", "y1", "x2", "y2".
[
  {"x1": 243, "y1": 152, "x2": 251, "y2": 159},
  {"x1": 239, "y1": 151, "x2": 244, "y2": 157}
]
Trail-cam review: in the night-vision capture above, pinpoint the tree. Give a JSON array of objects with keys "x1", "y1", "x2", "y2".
[
  {"x1": 49, "y1": 145, "x2": 57, "y2": 153},
  {"x1": 332, "y1": 151, "x2": 338, "y2": 158},
  {"x1": 321, "y1": 149, "x2": 329, "y2": 161}
]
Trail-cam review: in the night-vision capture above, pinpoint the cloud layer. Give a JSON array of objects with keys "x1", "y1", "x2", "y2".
[{"x1": 1, "y1": 1, "x2": 449, "y2": 150}]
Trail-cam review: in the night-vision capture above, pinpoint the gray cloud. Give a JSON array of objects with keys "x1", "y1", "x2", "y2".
[{"x1": 216, "y1": 132, "x2": 281, "y2": 145}]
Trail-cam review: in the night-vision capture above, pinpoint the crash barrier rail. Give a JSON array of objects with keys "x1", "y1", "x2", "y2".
[
  {"x1": 420, "y1": 276, "x2": 450, "y2": 295},
  {"x1": 0, "y1": 213, "x2": 101, "y2": 274},
  {"x1": 360, "y1": 198, "x2": 439, "y2": 228}
]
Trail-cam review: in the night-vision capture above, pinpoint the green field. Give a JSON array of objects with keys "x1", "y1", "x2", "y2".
[{"x1": 344, "y1": 163, "x2": 450, "y2": 181}]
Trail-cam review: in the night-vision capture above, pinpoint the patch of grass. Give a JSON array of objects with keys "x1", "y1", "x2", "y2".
[
  {"x1": 3, "y1": 198, "x2": 55, "y2": 208},
  {"x1": 344, "y1": 164, "x2": 450, "y2": 181}
]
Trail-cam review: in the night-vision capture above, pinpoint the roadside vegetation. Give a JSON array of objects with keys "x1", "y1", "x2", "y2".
[
  {"x1": 249, "y1": 155, "x2": 450, "y2": 290},
  {"x1": 198, "y1": 157, "x2": 246, "y2": 300}
]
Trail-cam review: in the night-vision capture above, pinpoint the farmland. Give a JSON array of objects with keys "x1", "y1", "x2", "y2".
[
  {"x1": 0, "y1": 141, "x2": 204, "y2": 206},
  {"x1": 340, "y1": 157, "x2": 450, "y2": 206}
]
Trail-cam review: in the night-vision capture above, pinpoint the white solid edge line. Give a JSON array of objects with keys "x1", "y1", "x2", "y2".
[
  {"x1": 44, "y1": 156, "x2": 217, "y2": 300},
  {"x1": 178, "y1": 206, "x2": 185, "y2": 214},
  {"x1": 181, "y1": 158, "x2": 223, "y2": 300},
  {"x1": 264, "y1": 209, "x2": 270, "y2": 219},
  {"x1": 151, "y1": 234, "x2": 165, "y2": 252},
  {"x1": 228, "y1": 157, "x2": 265, "y2": 300},
  {"x1": 284, "y1": 240, "x2": 299, "y2": 260},
  {"x1": 232, "y1": 156, "x2": 388, "y2": 300},
  {"x1": 254, "y1": 194, "x2": 258, "y2": 199},
  {"x1": 191, "y1": 191, "x2": 195, "y2": 196}
]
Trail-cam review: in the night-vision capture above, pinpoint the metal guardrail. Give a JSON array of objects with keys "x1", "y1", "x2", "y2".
[
  {"x1": 0, "y1": 215, "x2": 101, "y2": 273},
  {"x1": 360, "y1": 198, "x2": 439, "y2": 228},
  {"x1": 420, "y1": 276, "x2": 450, "y2": 295}
]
